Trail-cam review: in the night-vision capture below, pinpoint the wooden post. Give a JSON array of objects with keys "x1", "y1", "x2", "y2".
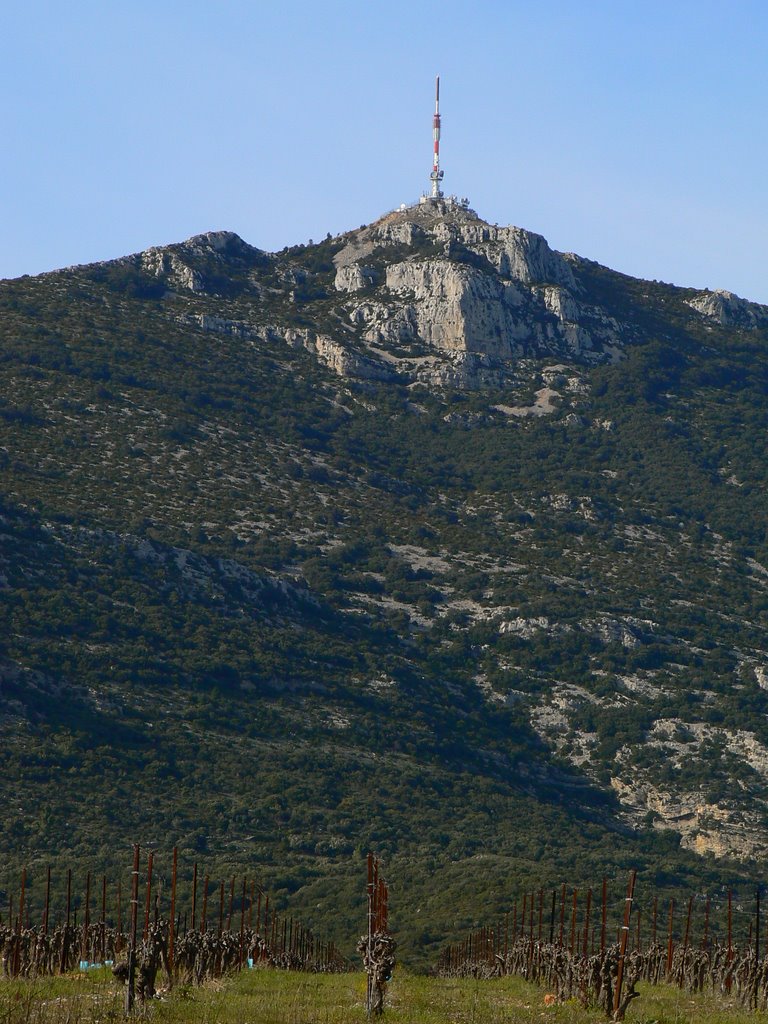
[
  {"x1": 217, "y1": 880, "x2": 225, "y2": 938},
  {"x1": 14, "y1": 869, "x2": 26, "y2": 976},
  {"x1": 702, "y1": 894, "x2": 710, "y2": 951},
  {"x1": 125, "y1": 844, "x2": 140, "y2": 1014},
  {"x1": 60, "y1": 868, "x2": 72, "y2": 974},
  {"x1": 66, "y1": 868, "x2": 72, "y2": 928},
  {"x1": 82, "y1": 870, "x2": 91, "y2": 961},
  {"x1": 143, "y1": 852, "x2": 153, "y2": 941},
  {"x1": 368, "y1": 851, "x2": 376, "y2": 1011},
  {"x1": 756, "y1": 887, "x2": 761, "y2": 965},
  {"x1": 200, "y1": 875, "x2": 209, "y2": 933},
  {"x1": 754, "y1": 887, "x2": 762, "y2": 1010},
  {"x1": 239, "y1": 877, "x2": 246, "y2": 968},
  {"x1": 116, "y1": 879, "x2": 123, "y2": 954},
  {"x1": 613, "y1": 869, "x2": 637, "y2": 1018},
  {"x1": 583, "y1": 888, "x2": 592, "y2": 956},
  {"x1": 527, "y1": 891, "x2": 534, "y2": 974},
  {"x1": 666, "y1": 898, "x2": 675, "y2": 976},
  {"x1": 549, "y1": 890, "x2": 556, "y2": 945},
  {"x1": 42, "y1": 866, "x2": 51, "y2": 937},
  {"x1": 537, "y1": 889, "x2": 543, "y2": 942},
  {"x1": 227, "y1": 875, "x2": 235, "y2": 932},
  {"x1": 19, "y1": 869, "x2": 26, "y2": 932},
  {"x1": 191, "y1": 862, "x2": 198, "y2": 931},
  {"x1": 559, "y1": 884, "x2": 566, "y2": 947},
  {"x1": 682, "y1": 894, "x2": 693, "y2": 962},
  {"x1": 168, "y1": 846, "x2": 178, "y2": 982},
  {"x1": 727, "y1": 890, "x2": 733, "y2": 993},
  {"x1": 569, "y1": 889, "x2": 578, "y2": 954},
  {"x1": 100, "y1": 875, "x2": 107, "y2": 962},
  {"x1": 652, "y1": 895, "x2": 658, "y2": 947},
  {"x1": 115, "y1": 876, "x2": 123, "y2": 954},
  {"x1": 600, "y1": 877, "x2": 607, "y2": 953}
]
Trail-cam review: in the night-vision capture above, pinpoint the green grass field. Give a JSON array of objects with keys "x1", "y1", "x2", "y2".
[{"x1": 1, "y1": 967, "x2": 766, "y2": 1024}]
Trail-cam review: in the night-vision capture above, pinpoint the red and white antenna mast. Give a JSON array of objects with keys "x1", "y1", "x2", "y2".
[{"x1": 429, "y1": 75, "x2": 444, "y2": 200}]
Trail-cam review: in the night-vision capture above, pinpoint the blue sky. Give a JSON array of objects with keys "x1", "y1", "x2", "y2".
[{"x1": 2, "y1": 1, "x2": 767, "y2": 302}]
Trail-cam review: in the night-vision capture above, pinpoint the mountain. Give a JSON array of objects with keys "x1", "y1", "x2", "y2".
[{"x1": 2, "y1": 199, "x2": 768, "y2": 963}]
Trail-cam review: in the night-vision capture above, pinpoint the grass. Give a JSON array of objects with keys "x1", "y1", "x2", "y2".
[
  {"x1": 0, "y1": 968, "x2": 123, "y2": 1024},
  {"x1": 2, "y1": 969, "x2": 768, "y2": 1024}
]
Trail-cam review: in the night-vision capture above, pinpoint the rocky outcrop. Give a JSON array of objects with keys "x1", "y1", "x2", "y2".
[
  {"x1": 334, "y1": 264, "x2": 378, "y2": 292},
  {"x1": 472, "y1": 225, "x2": 576, "y2": 289},
  {"x1": 136, "y1": 231, "x2": 265, "y2": 295},
  {"x1": 687, "y1": 289, "x2": 768, "y2": 330},
  {"x1": 181, "y1": 313, "x2": 256, "y2": 338},
  {"x1": 181, "y1": 230, "x2": 255, "y2": 256},
  {"x1": 382, "y1": 260, "x2": 528, "y2": 355},
  {"x1": 346, "y1": 255, "x2": 620, "y2": 364},
  {"x1": 351, "y1": 205, "x2": 577, "y2": 288},
  {"x1": 331, "y1": 205, "x2": 623, "y2": 374},
  {"x1": 141, "y1": 249, "x2": 205, "y2": 292},
  {"x1": 609, "y1": 776, "x2": 760, "y2": 858},
  {"x1": 272, "y1": 326, "x2": 397, "y2": 381},
  {"x1": 584, "y1": 616, "x2": 642, "y2": 649},
  {"x1": 131, "y1": 207, "x2": 627, "y2": 386}
]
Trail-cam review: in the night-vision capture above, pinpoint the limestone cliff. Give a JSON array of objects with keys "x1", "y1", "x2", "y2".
[
  {"x1": 105, "y1": 205, "x2": 764, "y2": 404},
  {"x1": 330, "y1": 203, "x2": 623, "y2": 384},
  {"x1": 687, "y1": 288, "x2": 768, "y2": 330}
]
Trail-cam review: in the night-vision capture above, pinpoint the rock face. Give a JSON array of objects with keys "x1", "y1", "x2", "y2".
[
  {"x1": 114, "y1": 207, "x2": 634, "y2": 388},
  {"x1": 330, "y1": 203, "x2": 623, "y2": 384},
  {"x1": 119, "y1": 207, "x2": 765, "y2": 399},
  {"x1": 687, "y1": 288, "x2": 768, "y2": 330},
  {"x1": 334, "y1": 264, "x2": 378, "y2": 292},
  {"x1": 381, "y1": 260, "x2": 527, "y2": 356},
  {"x1": 141, "y1": 248, "x2": 206, "y2": 292},
  {"x1": 134, "y1": 231, "x2": 265, "y2": 294},
  {"x1": 277, "y1": 327, "x2": 396, "y2": 381}
]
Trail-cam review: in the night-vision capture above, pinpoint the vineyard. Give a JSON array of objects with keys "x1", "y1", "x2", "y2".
[
  {"x1": 5, "y1": 854, "x2": 768, "y2": 1023},
  {"x1": 437, "y1": 871, "x2": 768, "y2": 1017},
  {"x1": 1, "y1": 846, "x2": 348, "y2": 1012}
]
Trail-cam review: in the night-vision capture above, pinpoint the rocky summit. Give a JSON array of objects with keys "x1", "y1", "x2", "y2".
[{"x1": 2, "y1": 202, "x2": 768, "y2": 961}]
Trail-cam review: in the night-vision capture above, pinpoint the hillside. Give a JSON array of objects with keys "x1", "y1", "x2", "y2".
[{"x1": 2, "y1": 200, "x2": 768, "y2": 962}]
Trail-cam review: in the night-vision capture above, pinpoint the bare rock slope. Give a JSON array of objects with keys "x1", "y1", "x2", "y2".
[{"x1": 330, "y1": 204, "x2": 623, "y2": 383}]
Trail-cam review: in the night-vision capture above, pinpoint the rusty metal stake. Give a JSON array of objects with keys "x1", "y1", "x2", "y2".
[
  {"x1": 126, "y1": 844, "x2": 140, "y2": 1014},
  {"x1": 201, "y1": 875, "x2": 209, "y2": 933},
  {"x1": 613, "y1": 869, "x2": 637, "y2": 1018},
  {"x1": 191, "y1": 862, "x2": 198, "y2": 931},
  {"x1": 666, "y1": 898, "x2": 675, "y2": 976},
  {"x1": 43, "y1": 866, "x2": 51, "y2": 937},
  {"x1": 168, "y1": 846, "x2": 178, "y2": 983},
  {"x1": 143, "y1": 852, "x2": 153, "y2": 941}
]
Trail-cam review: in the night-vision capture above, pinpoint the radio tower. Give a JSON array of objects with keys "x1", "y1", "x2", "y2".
[{"x1": 429, "y1": 75, "x2": 444, "y2": 200}]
